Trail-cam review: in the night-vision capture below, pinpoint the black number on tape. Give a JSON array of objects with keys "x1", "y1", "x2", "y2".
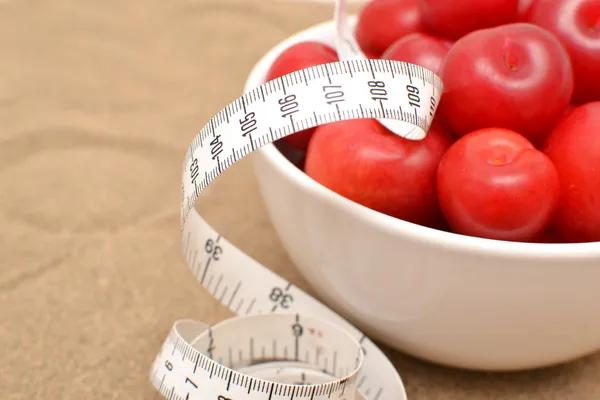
[
  {"x1": 407, "y1": 84, "x2": 420, "y2": 108},
  {"x1": 368, "y1": 80, "x2": 388, "y2": 101},
  {"x1": 218, "y1": 396, "x2": 231, "y2": 400},
  {"x1": 239, "y1": 112, "x2": 257, "y2": 137},
  {"x1": 186, "y1": 377, "x2": 198, "y2": 389},
  {"x1": 292, "y1": 322, "x2": 303, "y2": 337},
  {"x1": 279, "y1": 94, "x2": 299, "y2": 118},
  {"x1": 165, "y1": 360, "x2": 173, "y2": 371},
  {"x1": 205, "y1": 239, "x2": 222, "y2": 261},
  {"x1": 210, "y1": 135, "x2": 224, "y2": 160},
  {"x1": 429, "y1": 96, "x2": 437, "y2": 117},
  {"x1": 269, "y1": 287, "x2": 293, "y2": 309},
  {"x1": 190, "y1": 158, "x2": 199, "y2": 186},
  {"x1": 323, "y1": 85, "x2": 345, "y2": 105}
]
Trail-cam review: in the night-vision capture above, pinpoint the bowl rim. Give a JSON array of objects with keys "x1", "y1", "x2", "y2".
[{"x1": 244, "y1": 17, "x2": 600, "y2": 262}]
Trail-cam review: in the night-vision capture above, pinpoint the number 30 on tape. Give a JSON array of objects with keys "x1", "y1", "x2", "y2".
[{"x1": 148, "y1": 5, "x2": 443, "y2": 398}]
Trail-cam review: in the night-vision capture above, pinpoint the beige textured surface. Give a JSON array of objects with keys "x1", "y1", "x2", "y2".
[{"x1": 1, "y1": 0, "x2": 599, "y2": 398}]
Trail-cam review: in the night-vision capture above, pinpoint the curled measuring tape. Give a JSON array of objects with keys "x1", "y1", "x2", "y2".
[{"x1": 149, "y1": 1, "x2": 444, "y2": 399}]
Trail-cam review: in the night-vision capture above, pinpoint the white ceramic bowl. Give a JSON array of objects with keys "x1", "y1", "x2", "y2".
[{"x1": 245, "y1": 17, "x2": 600, "y2": 371}]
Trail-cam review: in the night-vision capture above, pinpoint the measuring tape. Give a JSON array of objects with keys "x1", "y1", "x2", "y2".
[{"x1": 148, "y1": 1, "x2": 444, "y2": 399}]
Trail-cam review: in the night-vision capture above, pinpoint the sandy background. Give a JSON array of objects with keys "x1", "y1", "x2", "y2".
[{"x1": 1, "y1": 0, "x2": 599, "y2": 398}]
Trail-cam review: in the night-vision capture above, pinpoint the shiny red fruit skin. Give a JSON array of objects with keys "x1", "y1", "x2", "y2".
[
  {"x1": 266, "y1": 41, "x2": 338, "y2": 150},
  {"x1": 305, "y1": 119, "x2": 454, "y2": 228},
  {"x1": 437, "y1": 128, "x2": 560, "y2": 242},
  {"x1": 419, "y1": 0, "x2": 519, "y2": 39},
  {"x1": 363, "y1": 49, "x2": 381, "y2": 59},
  {"x1": 381, "y1": 32, "x2": 452, "y2": 74},
  {"x1": 543, "y1": 102, "x2": 600, "y2": 243},
  {"x1": 438, "y1": 23, "x2": 574, "y2": 143},
  {"x1": 356, "y1": 0, "x2": 423, "y2": 56},
  {"x1": 528, "y1": 0, "x2": 600, "y2": 103},
  {"x1": 517, "y1": 0, "x2": 536, "y2": 20}
]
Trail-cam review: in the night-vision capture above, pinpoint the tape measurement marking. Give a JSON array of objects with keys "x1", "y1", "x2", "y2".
[
  {"x1": 183, "y1": 59, "x2": 440, "y2": 218},
  {"x1": 332, "y1": 0, "x2": 442, "y2": 140},
  {"x1": 149, "y1": 1, "x2": 444, "y2": 399},
  {"x1": 150, "y1": 57, "x2": 442, "y2": 400}
]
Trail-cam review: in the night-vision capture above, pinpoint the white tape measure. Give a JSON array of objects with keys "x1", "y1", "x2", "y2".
[{"x1": 148, "y1": 1, "x2": 444, "y2": 399}]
